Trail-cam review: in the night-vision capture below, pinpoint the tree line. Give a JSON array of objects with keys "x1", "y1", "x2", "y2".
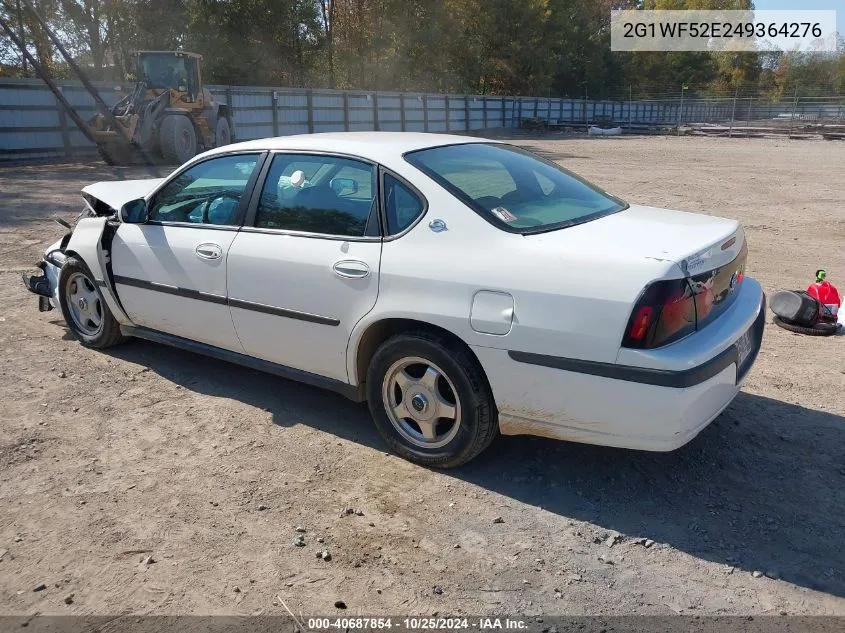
[{"x1": 1, "y1": 0, "x2": 843, "y2": 100}]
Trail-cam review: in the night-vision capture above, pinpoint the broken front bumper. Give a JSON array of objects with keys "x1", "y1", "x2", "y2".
[{"x1": 21, "y1": 241, "x2": 65, "y2": 312}]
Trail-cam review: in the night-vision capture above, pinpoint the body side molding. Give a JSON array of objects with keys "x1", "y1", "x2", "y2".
[
  {"x1": 113, "y1": 275, "x2": 339, "y2": 325},
  {"x1": 120, "y1": 325, "x2": 365, "y2": 402}
]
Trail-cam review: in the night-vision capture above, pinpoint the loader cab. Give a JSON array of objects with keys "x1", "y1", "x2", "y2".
[{"x1": 135, "y1": 51, "x2": 202, "y2": 104}]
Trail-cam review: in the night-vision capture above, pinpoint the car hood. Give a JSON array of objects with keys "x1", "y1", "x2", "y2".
[
  {"x1": 524, "y1": 204, "x2": 743, "y2": 275},
  {"x1": 82, "y1": 178, "x2": 165, "y2": 211}
]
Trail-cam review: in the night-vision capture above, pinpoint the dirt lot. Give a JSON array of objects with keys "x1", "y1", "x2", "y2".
[{"x1": 0, "y1": 136, "x2": 843, "y2": 617}]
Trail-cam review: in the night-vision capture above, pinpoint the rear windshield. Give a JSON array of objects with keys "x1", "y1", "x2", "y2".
[{"x1": 404, "y1": 143, "x2": 626, "y2": 234}]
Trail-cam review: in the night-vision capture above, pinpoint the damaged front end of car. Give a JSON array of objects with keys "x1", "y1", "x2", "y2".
[
  {"x1": 23, "y1": 175, "x2": 162, "y2": 328},
  {"x1": 21, "y1": 185, "x2": 135, "y2": 319},
  {"x1": 21, "y1": 213, "x2": 88, "y2": 313}
]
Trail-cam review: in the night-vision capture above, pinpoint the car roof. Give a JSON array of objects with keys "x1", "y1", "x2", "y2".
[{"x1": 200, "y1": 131, "x2": 498, "y2": 164}]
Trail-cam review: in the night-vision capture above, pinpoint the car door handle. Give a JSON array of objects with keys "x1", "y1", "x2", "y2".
[
  {"x1": 333, "y1": 260, "x2": 370, "y2": 279},
  {"x1": 195, "y1": 243, "x2": 222, "y2": 260}
]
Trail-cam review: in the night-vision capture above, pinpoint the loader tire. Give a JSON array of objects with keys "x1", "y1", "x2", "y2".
[
  {"x1": 159, "y1": 115, "x2": 197, "y2": 164},
  {"x1": 215, "y1": 117, "x2": 231, "y2": 147}
]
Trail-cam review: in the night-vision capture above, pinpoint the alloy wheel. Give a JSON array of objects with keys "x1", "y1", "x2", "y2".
[
  {"x1": 65, "y1": 272, "x2": 103, "y2": 336},
  {"x1": 381, "y1": 356, "x2": 462, "y2": 449}
]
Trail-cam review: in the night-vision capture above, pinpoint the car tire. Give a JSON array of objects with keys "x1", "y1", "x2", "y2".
[
  {"x1": 58, "y1": 257, "x2": 126, "y2": 349},
  {"x1": 366, "y1": 331, "x2": 498, "y2": 468},
  {"x1": 159, "y1": 114, "x2": 197, "y2": 164}
]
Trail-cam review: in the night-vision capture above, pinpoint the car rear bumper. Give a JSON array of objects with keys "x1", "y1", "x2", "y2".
[{"x1": 473, "y1": 278, "x2": 765, "y2": 451}]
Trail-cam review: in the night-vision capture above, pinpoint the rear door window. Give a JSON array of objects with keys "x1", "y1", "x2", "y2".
[{"x1": 255, "y1": 154, "x2": 378, "y2": 237}]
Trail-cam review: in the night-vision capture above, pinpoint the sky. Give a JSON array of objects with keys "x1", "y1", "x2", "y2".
[{"x1": 753, "y1": 0, "x2": 844, "y2": 35}]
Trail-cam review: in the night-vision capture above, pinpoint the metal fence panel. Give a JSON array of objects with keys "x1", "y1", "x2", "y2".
[{"x1": 2, "y1": 77, "x2": 843, "y2": 162}]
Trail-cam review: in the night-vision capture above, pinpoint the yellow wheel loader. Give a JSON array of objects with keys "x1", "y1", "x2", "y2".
[{"x1": 90, "y1": 51, "x2": 234, "y2": 165}]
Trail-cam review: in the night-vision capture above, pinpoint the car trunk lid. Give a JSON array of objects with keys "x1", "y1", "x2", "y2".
[
  {"x1": 524, "y1": 204, "x2": 743, "y2": 273},
  {"x1": 524, "y1": 204, "x2": 748, "y2": 345}
]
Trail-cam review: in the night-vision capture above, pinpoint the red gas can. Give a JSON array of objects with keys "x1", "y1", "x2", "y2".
[{"x1": 806, "y1": 270, "x2": 840, "y2": 322}]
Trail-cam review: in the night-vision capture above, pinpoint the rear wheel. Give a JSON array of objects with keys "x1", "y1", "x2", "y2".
[
  {"x1": 58, "y1": 257, "x2": 125, "y2": 349},
  {"x1": 366, "y1": 331, "x2": 497, "y2": 468},
  {"x1": 159, "y1": 114, "x2": 197, "y2": 164}
]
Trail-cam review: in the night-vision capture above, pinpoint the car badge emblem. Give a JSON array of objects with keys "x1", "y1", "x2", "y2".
[{"x1": 429, "y1": 219, "x2": 447, "y2": 233}]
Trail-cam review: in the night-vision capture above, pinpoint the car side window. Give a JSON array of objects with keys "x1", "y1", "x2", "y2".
[
  {"x1": 384, "y1": 173, "x2": 424, "y2": 235},
  {"x1": 149, "y1": 154, "x2": 260, "y2": 226},
  {"x1": 255, "y1": 154, "x2": 377, "y2": 237}
]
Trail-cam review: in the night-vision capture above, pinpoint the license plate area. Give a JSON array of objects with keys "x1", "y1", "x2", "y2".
[
  {"x1": 736, "y1": 328, "x2": 754, "y2": 368},
  {"x1": 735, "y1": 298, "x2": 766, "y2": 383}
]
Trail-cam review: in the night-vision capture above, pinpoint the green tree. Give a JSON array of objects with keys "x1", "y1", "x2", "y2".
[
  {"x1": 444, "y1": 0, "x2": 553, "y2": 94},
  {"x1": 186, "y1": 0, "x2": 320, "y2": 86},
  {"x1": 1, "y1": 0, "x2": 841, "y2": 100}
]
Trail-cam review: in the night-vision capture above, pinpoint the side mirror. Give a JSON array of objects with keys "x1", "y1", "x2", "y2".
[
  {"x1": 330, "y1": 177, "x2": 358, "y2": 197},
  {"x1": 120, "y1": 198, "x2": 148, "y2": 224}
]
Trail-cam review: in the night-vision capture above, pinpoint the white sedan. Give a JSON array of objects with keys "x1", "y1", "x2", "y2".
[{"x1": 23, "y1": 132, "x2": 764, "y2": 467}]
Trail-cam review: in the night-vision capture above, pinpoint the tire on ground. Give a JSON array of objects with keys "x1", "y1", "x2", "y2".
[
  {"x1": 58, "y1": 257, "x2": 126, "y2": 349},
  {"x1": 215, "y1": 116, "x2": 231, "y2": 147},
  {"x1": 366, "y1": 330, "x2": 498, "y2": 468},
  {"x1": 772, "y1": 315, "x2": 839, "y2": 336},
  {"x1": 159, "y1": 114, "x2": 197, "y2": 164}
]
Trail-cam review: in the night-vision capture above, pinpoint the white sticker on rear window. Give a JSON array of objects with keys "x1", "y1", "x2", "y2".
[{"x1": 492, "y1": 206, "x2": 518, "y2": 223}]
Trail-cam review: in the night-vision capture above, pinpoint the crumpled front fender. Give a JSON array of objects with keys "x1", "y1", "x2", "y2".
[{"x1": 59, "y1": 218, "x2": 133, "y2": 325}]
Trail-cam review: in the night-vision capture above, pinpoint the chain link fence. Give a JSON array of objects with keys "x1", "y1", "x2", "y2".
[{"x1": 596, "y1": 83, "x2": 845, "y2": 139}]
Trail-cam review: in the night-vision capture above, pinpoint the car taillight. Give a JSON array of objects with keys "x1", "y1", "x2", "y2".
[
  {"x1": 622, "y1": 279, "x2": 697, "y2": 349},
  {"x1": 629, "y1": 306, "x2": 653, "y2": 341}
]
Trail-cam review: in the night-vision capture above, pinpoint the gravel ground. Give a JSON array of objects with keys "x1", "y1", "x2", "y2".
[{"x1": 0, "y1": 135, "x2": 843, "y2": 617}]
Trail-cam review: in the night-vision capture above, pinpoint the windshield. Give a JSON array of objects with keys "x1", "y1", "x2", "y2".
[
  {"x1": 405, "y1": 143, "x2": 626, "y2": 234},
  {"x1": 138, "y1": 54, "x2": 192, "y2": 91}
]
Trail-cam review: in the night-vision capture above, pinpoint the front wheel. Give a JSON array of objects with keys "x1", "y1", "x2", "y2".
[
  {"x1": 58, "y1": 257, "x2": 126, "y2": 349},
  {"x1": 159, "y1": 114, "x2": 197, "y2": 164},
  {"x1": 366, "y1": 331, "x2": 498, "y2": 468}
]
